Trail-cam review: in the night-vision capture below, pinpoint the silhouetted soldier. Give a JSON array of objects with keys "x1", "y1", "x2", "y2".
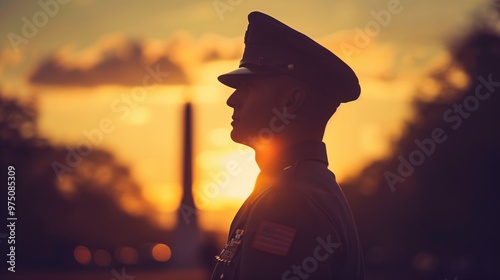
[{"x1": 211, "y1": 11, "x2": 364, "y2": 280}]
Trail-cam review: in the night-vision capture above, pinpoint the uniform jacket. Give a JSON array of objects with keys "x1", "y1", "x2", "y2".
[{"x1": 211, "y1": 141, "x2": 364, "y2": 280}]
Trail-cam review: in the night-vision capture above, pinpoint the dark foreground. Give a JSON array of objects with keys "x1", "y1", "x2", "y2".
[{"x1": 1, "y1": 268, "x2": 210, "y2": 280}]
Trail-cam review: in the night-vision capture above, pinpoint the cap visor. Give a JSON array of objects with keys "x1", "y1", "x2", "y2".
[{"x1": 217, "y1": 67, "x2": 278, "y2": 88}]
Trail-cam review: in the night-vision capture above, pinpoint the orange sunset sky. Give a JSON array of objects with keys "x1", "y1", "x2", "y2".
[{"x1": 0, "y1": 0, "x2": 481, "y2": 232}]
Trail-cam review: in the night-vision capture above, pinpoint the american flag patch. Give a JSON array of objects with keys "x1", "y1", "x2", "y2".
[{"x1": 251, "y1": 221, "x2": 296, "y2": 256}]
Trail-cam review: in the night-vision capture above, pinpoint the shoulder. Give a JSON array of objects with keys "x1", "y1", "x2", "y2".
[
  {"x1": 250, "y1": 185, "x2": 329, "y2": 226},
  {"x1": 249, "y1": 160, "x2": 341, "y2": 227},
  {"x1": 236, "y1": 161, "x2": 363, "y2": 279},
  {"x1": 236, "y1": 178, "x2": 346, "y2": 279},
  {"x1": 245, "y1": 175, "x2": 342, "y2": 255}
]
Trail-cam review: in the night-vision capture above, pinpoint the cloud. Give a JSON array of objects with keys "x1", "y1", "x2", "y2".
[
  {"x1": 0, "y1": 47, "x2": 24, "y2": 74},
  {"x1": 29, "y1": 35, "x2": 190, "y2": 87}
]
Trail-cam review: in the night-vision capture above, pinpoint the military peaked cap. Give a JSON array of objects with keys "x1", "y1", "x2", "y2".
[{"x1": 218, "y1": 11, "x2": 361, "y2": 103}]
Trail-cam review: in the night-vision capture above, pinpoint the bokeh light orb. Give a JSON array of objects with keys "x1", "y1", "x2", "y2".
[
  {"x1": 151, "y1": 243, "x2": 171, "y2": 262},
  {"x1": 94, "y1": 249, "x2": 112, "y2": 267},
  {"x1": 73, "y1": 245, "x2": 91, "y2": 265},
  {"x1": 115, "y1": 246, "x2": 139, "y2": 265}
]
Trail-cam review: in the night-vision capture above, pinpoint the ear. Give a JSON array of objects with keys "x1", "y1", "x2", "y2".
[{"x1": 283, "y1": 87, "x2": 306, "y2": 114}]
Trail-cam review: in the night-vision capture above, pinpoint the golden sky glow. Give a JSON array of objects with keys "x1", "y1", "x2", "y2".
[{"x1": 0, "y1": 0, "x2": 477, "y2": 232}]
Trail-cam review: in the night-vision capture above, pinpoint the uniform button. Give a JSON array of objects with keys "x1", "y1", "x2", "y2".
[{"x1": 219, "y1": 273, "x2": 224, "y2": 279}]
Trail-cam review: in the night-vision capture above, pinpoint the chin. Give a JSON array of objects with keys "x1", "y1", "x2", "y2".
[
  {"x1": 230, "y1": 130, "x2": 244, "y2": 143},
  {"x1": 230, "y1": 128, "x2": 250, "y2": 146}
]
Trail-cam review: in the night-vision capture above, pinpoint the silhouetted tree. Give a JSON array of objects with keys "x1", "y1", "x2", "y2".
[
  {"x1": 343, "y1": 1, "x2": 500, "y2": 279},
  {"x1": 0, "y1": 92, "x2": 171, "y2": 270}
]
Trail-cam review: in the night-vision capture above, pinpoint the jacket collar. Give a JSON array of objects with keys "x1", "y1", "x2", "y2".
[
  {"x1": 253, "y1": 141, "x2": 329, "y2": 193},
  {"x1": 257, "y1": 140, "x2": 329, "y2": 173}
]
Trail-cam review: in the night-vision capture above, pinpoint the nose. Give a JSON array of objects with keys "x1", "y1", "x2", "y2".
[{"x1": 226, "y1": 89, "x2": 239, "y2": 108}]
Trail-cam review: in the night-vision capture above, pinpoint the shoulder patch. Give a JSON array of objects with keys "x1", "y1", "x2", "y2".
[{"x1": 251, "y1": 221, "x2": 296, "y2": 256}]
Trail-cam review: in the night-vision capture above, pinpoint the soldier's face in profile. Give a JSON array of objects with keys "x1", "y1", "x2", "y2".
[{"x1": 226, "y1": 75, "x2": 287, "y2": 147}]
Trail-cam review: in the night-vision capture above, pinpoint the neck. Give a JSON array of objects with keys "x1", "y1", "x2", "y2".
[
  {"x1": 250, "y1": 138, "x2": 329, "y2": 194},
  {"x1": 253, "y1": 133, "x2": 323, "y2": 173},
  {"x1": 254, "y1": 139, "x2": 286, "y2": 172}
]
